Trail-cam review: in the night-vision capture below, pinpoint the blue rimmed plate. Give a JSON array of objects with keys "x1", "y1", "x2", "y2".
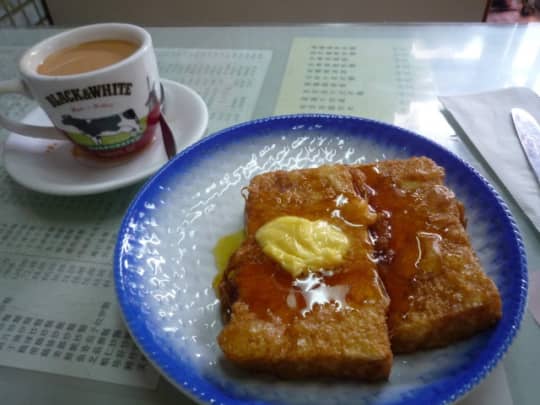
[{"x1": 114, "y1": 115, "x2": 527, "y2": 405}]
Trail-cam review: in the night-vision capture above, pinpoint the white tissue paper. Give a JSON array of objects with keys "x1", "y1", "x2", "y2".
[{"x1": 440, "y1": 87, "x2": 540, "y2": 232}]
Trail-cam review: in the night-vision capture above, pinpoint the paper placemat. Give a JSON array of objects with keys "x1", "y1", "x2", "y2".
[
  {"x1": 274, "y1": 37, "x2": 433, "y2": 123},
  {"x1": 0, "y1": 46, "x2": 272, "y2": 388}
]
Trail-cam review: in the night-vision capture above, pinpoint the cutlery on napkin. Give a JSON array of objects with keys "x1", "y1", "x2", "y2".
[
  {"x1": 511, "y1": 107, "x2": 540, "y2": 185},
  {"x1": 439, "y1": 87, "x2": 540, "y2": 233}
]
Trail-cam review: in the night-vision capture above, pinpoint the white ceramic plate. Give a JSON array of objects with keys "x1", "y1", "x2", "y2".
[{"x1": 2, "y1": 79, "x2": 208, "y2": 195}]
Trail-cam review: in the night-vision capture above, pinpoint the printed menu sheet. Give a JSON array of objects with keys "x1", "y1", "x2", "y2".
[
  {"x1": 0, "y1": 46, "x2": 271, "y2": 388},
  {"x1": 157, "y1": 48, "x2": 272, "y2": 134},
  {"x1": 274, "y1": 37, "x2": 433, "y2": 124}
]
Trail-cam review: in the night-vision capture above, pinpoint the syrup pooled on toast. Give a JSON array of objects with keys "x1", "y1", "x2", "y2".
[
  {"x1": 219, "y1": 187, "x2": 387, "y2": 323},
  {"x1": 361, "y1": 163, "x2": 446, "y2": 319},
  {"x1": 231, "y1": 258, "x2": 384, "y2": 323}
]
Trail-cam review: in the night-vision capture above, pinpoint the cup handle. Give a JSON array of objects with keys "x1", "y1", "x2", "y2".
[{"x1": 0, "y1": 79, "x2": 66, "y2": 140}]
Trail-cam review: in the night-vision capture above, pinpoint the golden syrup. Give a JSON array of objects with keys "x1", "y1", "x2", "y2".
[
  {"x1": 362, "y1": 163, "x2": 422, "y2": 317},
  {"x1": 414, "y1": 232, "x2": 443, "y2": 275},
  {"x1": 361, "y1": 162, "x2": 452, "y2": 321},
  {"x1": 221, "y1": 166, "x2": 388, "y2": 322},
  {"x1": 233, "y1": 258, "x2": 380, "y2": 322},
  {"x1": 212, "y1": 230, "x2": 245, "y2": 293},
  {"x1": 228, "y1": 212, "x2": 383, "y2": 320}
]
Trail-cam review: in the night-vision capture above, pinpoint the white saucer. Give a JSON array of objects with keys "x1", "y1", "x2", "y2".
[{"x1": 1, "y1": 79, "x2": 208, "y2": 196}]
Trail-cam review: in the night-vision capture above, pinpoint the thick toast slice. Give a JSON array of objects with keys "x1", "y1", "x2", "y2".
[
  {"x1": 359, "y1": 157, "x2": 502, "y2": 353},
  {"x1": 218, "y1": 165, "x2": 392, "y2": 380}
]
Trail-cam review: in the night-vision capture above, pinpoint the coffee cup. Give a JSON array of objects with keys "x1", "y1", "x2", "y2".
[{"x1": 0, "y1": 23, "x2": 162, "y2": 158}]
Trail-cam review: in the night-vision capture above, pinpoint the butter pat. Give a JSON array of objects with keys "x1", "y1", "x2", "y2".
[{"x1": 255, "y1": 216, "x2": 350, "y2": 277}]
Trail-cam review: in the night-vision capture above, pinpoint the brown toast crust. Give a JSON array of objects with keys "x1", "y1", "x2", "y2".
[
  {"x1": 359, "y1": 157, "x2": 502, "y2": 353},
  {"x1": 217, "y1": 157, "x2": 502, "y2": 378},
  {"x1": 219, "y1": 301, "x2": 391, "y2": 380},
  {"x1": 218, "y1": 164, "x2": 392, "y2": 380}
]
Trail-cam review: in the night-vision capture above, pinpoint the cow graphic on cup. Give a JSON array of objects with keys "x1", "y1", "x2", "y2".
[
  {"x1": 61, "y1": 77, "x2": 159, "y2": 147},
  {"x1": 61, "y1": 108, "x2": 142, "y2": 145}
]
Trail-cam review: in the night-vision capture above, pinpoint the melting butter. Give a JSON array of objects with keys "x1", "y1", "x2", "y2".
[{"x1": 255, "y1": 216, "x2": 350, "y2": 278}]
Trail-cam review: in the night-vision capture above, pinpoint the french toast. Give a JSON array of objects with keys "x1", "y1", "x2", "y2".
[
  {"x1": 216, "y1": 157, "x2": 502, "y2": 378},
  {"x1": 217, "y1": 165, "x2": 393, "y2": 380},
  {"x1": 359, "y1": 157, "x2": 502, "y2": 353}
]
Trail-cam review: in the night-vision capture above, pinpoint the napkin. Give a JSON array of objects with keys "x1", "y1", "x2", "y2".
[{"x1": 439, "y1": 87, "x2": 540, "y2": 232}]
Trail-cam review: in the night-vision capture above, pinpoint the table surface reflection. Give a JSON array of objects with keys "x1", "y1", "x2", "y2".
[{"x1": 0, "y1": 23, "x2": 538, "y2": 405}]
